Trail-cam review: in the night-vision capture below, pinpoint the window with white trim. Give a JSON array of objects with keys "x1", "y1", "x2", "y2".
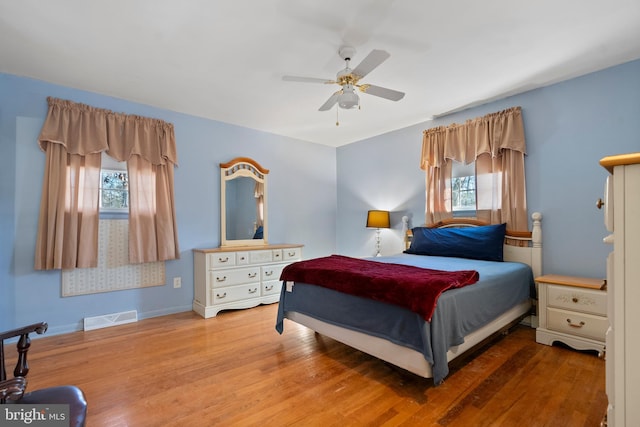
[
  {"x1": 99, "y1": 153, "x2": 128, "y2": 213},
  {"x1": 100, "y1": 169, "x2": 128, "y2": 212},
  {"x1": 451, "y1": 161, "x2": 476, "y2": 215}
]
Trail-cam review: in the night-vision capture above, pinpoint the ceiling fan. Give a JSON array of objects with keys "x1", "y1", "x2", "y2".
[{"x1": 283, "y1": 45, "x2": 405, "y2": 111}]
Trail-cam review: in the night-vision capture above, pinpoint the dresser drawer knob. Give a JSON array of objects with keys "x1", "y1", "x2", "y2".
[
  {"x1": 288, "y1": 251, "x2": 296, "y2": 257},
  {"x1": 265, "y1": 285, "x2": 274, "y2": 291},
  {"x1": 216, "y1": 276, "x2": 227, "y2": 282},
  {"x1": 265, "y1": 270, "x2": 274, "y2": 276},
  {"x1": 248, "y1": 272, "x2": 257, "y2": 279},
  {"x1": 566, "y1": 318, "x2": 585, "y2": 328},
  {"x1": 248, "y1": 287, "x2": 258, "y2": 294},
  {"x1": 216, "y1": 292, "x2": 227, "y2": 299},
  {"x1": 218, "y1": 256, "x2": 229, "y2": 263},
  {"x1": 572, "y1": 297, "x2": 579, "y2": 303}
]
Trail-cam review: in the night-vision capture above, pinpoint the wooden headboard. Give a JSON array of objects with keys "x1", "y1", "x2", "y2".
[{"x1": 402, "y1": 212, "x2": 542, "y2": 277}]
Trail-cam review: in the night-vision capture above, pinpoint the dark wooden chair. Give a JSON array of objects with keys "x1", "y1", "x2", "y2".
[{"x1": 0, "y1": 322, "x2": 87, "y2": 427}]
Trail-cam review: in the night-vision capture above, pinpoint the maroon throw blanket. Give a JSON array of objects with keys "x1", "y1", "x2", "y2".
[{"x1": 280, "y1": 255, "x2": 479, "y2": 321}]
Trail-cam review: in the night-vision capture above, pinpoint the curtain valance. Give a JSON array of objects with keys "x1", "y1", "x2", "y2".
[
  {"x1": 38, "y1": 97, "x2": 177, "y2": 166},
  {"x1": 421, "y1": 106, "x2": 525, "y2": 169}
]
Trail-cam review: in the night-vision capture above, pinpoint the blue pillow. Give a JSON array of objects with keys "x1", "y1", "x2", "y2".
[{"x1": 405, "y1": 223, "x2": 507, "y2": 262}]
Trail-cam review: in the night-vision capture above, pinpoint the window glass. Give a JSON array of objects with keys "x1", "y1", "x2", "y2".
[
  {"x1": 451, "y1": 161, "x2": 476, "y2": 214},
  {"x1": 100, "y1": 169, "x2": 129, "y2": 212}
]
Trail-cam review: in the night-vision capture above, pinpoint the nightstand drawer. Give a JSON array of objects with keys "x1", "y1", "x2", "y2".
[
  {"x1": 546, "y1": 284, "x2": 606, "y2": 316},
  {"x1": 546, "y1": 307, "x2": 608, "y2": 341}
]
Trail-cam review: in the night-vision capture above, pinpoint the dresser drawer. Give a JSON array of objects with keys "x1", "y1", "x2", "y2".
[
  {"x1": 272, "y1": 249, "x2": 283, "y2": 262},
  {"x1": 546, "y1": 284, "x2": 606, "y2": 316},
  {"x1": 211, "y1": 283, "x2": 260, "y2": 304},
  {"x1": 209, "y1": 266, "x2": 260, "y2": 288},
  {"x1": 208, "y1": 252, "x2": 237, "y2": 267},
  {"x1": 261, "y1": 263, "x2": 287, "y2": 282},
  {"x1": 546, "y1": 307, "x2": 608, "y2": 341},
  {"x1": 236, "y1": 252, "x2": 249, "y2": 265},
  {"x1": 262, "y1": 280, "x2": 283, "y2": 297},
  {"x1": 249, "y1": 250, "x2": 273, "y2": 264},
  {"x1": 283, "y1": 247, "x2": 302, "y2": 261}
]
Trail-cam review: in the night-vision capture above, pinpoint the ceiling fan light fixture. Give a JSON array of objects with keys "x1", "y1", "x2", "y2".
[
  {"x1": 338, "y1": 88, "x2": 359, "y2": 109},
  {"x1": 283, "y1": 46, "x2": 404, "y2": 113}
]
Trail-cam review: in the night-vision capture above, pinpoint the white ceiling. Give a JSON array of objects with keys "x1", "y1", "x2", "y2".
[{"x1": 2, "y1": 0, "x2": 640, "y2": 147}]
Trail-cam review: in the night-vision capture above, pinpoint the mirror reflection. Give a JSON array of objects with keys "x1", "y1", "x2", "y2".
[
  {"x1": 225, "y1": 176, "x2": 264, "y2": 240},
  {"x1": 220, "y1": 157, "x2": 268, "y2": 246}
]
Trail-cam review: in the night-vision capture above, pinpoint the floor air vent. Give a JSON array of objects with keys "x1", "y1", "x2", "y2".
[{"x1": 84, "y1": 310, "x2": 138, "y2": 331}]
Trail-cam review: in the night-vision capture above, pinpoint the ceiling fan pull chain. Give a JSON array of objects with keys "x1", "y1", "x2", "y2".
[{"x1": 336, "y1": 105, "x2": 340, "y2": 126}]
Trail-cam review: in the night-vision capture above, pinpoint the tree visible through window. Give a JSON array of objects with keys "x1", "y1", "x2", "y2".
[
  {"x1": 100, "y1": 169, "x2": 128, "y2": 212},
  {"x1": 452, "y1": 175, "x2": 476, "y2": 211},
  {"x1": 451, "y1": 161, "x2": 476, "y2": 213}
]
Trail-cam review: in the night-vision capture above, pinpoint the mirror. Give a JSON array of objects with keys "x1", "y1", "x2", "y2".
[{"x1": 220, "y1": 157, "x2": 268, "y2": 247}]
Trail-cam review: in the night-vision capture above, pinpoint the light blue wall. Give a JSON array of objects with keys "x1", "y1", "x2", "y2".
[
  {"x1": 0, "y1": 73, "x2": 337, "y2": 334},
  {"x1": 337, "y1": 59, "x2": 640, "y2": 277},
  {"x1": 3, "y1": 59, "x2": 639, "y2": 335}
]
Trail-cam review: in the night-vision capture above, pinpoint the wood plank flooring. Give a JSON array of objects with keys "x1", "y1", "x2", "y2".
[{"x1": 8, "y1": 304, "x2": 606, "y2": 426}]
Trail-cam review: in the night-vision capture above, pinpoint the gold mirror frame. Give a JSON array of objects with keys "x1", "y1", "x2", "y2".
[{"x1": 220, "y1": 157, "x2": 269, "y2": 247}]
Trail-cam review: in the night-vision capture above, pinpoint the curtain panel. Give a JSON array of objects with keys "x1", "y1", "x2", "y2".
[
  {"x1": 421, "y1": 106, "x2": 528, "y2": 232},
  {"x1": 35, "y1": 97, "x2": 180, "y2": 270}
]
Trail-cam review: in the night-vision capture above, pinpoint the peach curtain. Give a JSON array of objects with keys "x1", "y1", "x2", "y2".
[
  {"x1": 254, "y1": 182, "x2": 264, "y2": 228},
  {"x1": 421, "y1": 106, "x2": 528, "y2": 232},
  {"x1": 35, "y1": 97, "x2": 179, "y2": 270}
]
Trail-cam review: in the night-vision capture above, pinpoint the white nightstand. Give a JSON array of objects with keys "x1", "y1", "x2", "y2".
[{"x1": 535, "y1": 274, "x2": 607, "y2": 357}]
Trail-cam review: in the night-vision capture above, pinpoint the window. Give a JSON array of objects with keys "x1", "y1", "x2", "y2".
[
  {"x1": 451, "y1": 161, "x2": 476, "y2": 215},
  {"x1": 452, "y1": 175, "x2": 476, "y2": 210},
  {"x1": 100, "y1": 169, "x2": 128, "y2": 212}
]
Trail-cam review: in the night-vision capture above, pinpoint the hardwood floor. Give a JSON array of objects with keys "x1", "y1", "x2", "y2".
[{"x1": 11, "y1": 304, "x2": 606, "y2": 426}]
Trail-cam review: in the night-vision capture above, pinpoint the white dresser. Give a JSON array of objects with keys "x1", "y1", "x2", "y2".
[
  {"x1": 600, "y1": 153, "x2": 640, "y2": 427},
  {"x1": 535, "y1": 274, "x2": 607, "y2": 356},
  {"x1": 193, "y1": 244, "x2": 303, "y2": 318}
]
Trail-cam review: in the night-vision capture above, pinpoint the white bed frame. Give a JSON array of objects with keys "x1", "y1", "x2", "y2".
[{"x1": 282, "y1": 212, "x2": 542, "y2": 379}]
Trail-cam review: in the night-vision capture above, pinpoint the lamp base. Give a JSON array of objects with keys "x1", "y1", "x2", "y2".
[{"x1": 374, "y1": 228, "x2": 382, "y2": 257}]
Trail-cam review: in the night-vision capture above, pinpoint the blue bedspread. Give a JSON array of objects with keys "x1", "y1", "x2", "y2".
[{"x1": 275, "y1": 253, "x2": 534, "y2": 384}]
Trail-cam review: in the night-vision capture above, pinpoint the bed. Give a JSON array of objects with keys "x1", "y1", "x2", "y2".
[{"x1": 275, "y1": 213, "x2": 542, "y2": 384}]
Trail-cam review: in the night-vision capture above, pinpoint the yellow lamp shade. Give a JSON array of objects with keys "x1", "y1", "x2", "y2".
[{"x1": 366, "y1": 210, "x2": 390, "y2": 228}]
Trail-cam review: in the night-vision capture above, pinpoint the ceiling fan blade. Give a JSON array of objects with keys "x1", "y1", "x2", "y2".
[
  {"x1": 282, "y1": 76, "x2": 335, "y2": 84},
  {"x1": 319, "y1": 91, "x2": 341, "y2": 111},
  {"x1": 359, "y1": 84, "x2": 405, "y2": 101},
  {"x1": 351, "y1": 50, "x2": 390, "y2": 79}
]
